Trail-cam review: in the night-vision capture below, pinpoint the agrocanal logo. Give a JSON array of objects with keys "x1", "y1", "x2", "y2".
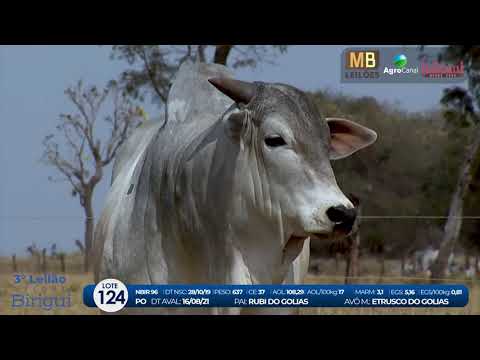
[
  {"x1": 393, "y1": 54, "x2": 407, "y2": 69},
  {"x1": 384, "y1": 54, "x2": 418, "y2": 75}
]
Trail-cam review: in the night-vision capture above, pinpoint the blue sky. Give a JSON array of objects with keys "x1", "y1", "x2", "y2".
[{"x1": 0, "y1": 45, "x2": 455, "y2": 256}]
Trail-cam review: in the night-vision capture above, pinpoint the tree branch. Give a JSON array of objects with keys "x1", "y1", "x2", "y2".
[
  {"x1": 213, "y1": 45, "x2": 233, "y2": 65},
  {"x1": 43, "y1": 80, "x2": 141, "y2": 200},
  {"x1": 197, "y1": 45, "x2": 207, "y2": 62},
  {"x1": 139, "y1": 47, "x2": 168, "y2": 103}
]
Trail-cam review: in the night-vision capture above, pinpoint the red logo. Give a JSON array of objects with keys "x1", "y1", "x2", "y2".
[{"x1": 421, "y1": 60, "x2": 465, "y2": 79}]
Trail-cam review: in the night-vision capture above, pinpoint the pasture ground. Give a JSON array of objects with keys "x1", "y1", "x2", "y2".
[{"x1": 0, "y1": 255, "x2": 478, "y2": 315}]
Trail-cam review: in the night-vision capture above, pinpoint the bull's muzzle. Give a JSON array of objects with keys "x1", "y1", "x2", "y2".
[{"x1": 326, "y1": 205, "x2": 357, "y2": 236}]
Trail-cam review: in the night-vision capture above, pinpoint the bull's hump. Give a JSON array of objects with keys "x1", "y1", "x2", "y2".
[{"x1": 166, "y1": 60, "x2": 235, "y2": 124}]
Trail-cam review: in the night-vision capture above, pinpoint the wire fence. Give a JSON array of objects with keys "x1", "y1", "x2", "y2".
[
  {"x1": 2, "y1": 215, "x2": 480, "y2": 221},
  {"x1": 0, "y1": 215, "x2": 95, "y2": 221},
  {"x1": 305, "y1": 274, "x2": 479, "y2": 283},
  {"x1": 359, "y1": 216, "x2": 480, "y2": 219}
]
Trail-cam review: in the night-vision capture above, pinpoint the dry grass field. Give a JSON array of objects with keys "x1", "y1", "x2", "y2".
[
  {"x1": 0, "y1": 254, "x2": 478, "y2": 315},
  {"x1": 0, "y1": 273, "x2": 99, "y2": 315},
  {"x1": 302, "y1": 257, "x2": 480, "y2": 315},
  {"x1": 0, "y1": 254, "x2": 99, "y2": 315}
]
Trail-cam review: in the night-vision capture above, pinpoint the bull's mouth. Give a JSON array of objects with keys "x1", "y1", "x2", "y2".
[
  {"x1": 282, "y1": 226, "x2": 353, "y2": 263},
  {"x1": 305, "y1": 225, "x2": 353, "y2": 241},
  {"x1": 305, "y1": 232, "x2": 331, "y2": 241},
  {"x1": 286, "y1": 234, "x2": 310, "y2": 246}
]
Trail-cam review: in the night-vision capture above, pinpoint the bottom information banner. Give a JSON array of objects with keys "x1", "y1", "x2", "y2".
[{"x1": 83, "y1": 280, "x2": 469, "y2": 310}]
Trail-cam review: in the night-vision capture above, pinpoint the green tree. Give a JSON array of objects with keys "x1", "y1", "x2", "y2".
[{"x1": 108, "y1": 45, "x2": 288, "y2": 106}]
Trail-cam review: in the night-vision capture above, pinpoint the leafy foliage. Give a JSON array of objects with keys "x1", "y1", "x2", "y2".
[{"x1": 108, "y1": 45, "x2": 288, "y2": 107}]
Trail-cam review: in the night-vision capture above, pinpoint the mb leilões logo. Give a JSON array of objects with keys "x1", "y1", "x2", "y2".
[
  {"x1": 384, "y1": 54, "x2": 418, "y2": 75},
  {"x1": 344, "y1": 50, "x2": 380, "y2": 80}
]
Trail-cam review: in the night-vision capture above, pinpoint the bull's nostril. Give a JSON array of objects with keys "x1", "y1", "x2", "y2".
[
  {"x1": 326, "y1": 205, "x2": 357, "y2": 224},
  {"x1": 326, "y1": 206, "x2": 345, "y2": 223}
]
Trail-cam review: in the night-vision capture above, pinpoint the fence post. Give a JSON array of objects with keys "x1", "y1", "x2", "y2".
[
  {"x1": 345, "y1": 231, "x2": 361, "y2": 284},
  {"x1": 345, "y1": 193, "x2": 361, "y2": 284},
  {"x1": 465, "y1": 252, "x2": 471, "y2": 270},
  {"x1": 35, "y1": 253, "x2": 41, "y2": 273},
  {"x1": 12, "y1": 254, "x2": 17, "y2": 272},
  {"x1": 59, "y1": 253, "x2": 66, "y2": 273},
  {"x1": 379, "y1": 252, "x2": 386, "y2": 282},
  {"x1": 335, "y1": 253, "x2": 340, "y2": 273},
  {"x1": 41, "y1": 248, "x2": 47, "y2": 273},
  {"x1": 400, "y1": 255, "x2": 405, "y2": 276},
  {"x1": 345, "y1": 251, "x2": 351, "y2": 284}
]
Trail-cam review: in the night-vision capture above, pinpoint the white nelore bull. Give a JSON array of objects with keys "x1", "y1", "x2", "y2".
[{"x1": 93, "y1": 61, "x2": 377, "y2": 314}]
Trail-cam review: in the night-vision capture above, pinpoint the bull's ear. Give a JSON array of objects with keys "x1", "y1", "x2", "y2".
[{"x1": 326, "y1": 118, "x2": 377, "y2": 160}]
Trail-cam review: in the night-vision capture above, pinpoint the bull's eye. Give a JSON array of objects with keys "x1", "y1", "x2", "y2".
[{"x1": 264, "y1": 135, "x2": 287, "y2": 148}]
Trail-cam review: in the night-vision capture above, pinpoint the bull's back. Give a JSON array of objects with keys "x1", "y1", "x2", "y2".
[
  {"x1": 111, "y1": 120, "x2": 164, "y2": 185},
  {"x1": 94, "y1": 61, "x2": 235, "y2": 283}
]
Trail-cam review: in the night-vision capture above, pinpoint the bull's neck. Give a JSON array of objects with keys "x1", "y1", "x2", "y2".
[{"x1": 173, "y1": 123, "x2": 295, "y2": 284}]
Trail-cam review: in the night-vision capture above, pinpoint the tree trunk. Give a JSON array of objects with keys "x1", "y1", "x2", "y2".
[
  {"x1": 475, "y1": 254, "x2": 479, "y2": 274},
  {"x1": 83, "y1": 193, "x2": 95, "y2": 273},
  {"x1": 401, "y1": 255, "x2": 405, "y2": 276},
  {"x1": 197, "y1": 45, "x2": 206, "y2": 62},
  {"x1": 431, "y1": 123, "x2": 480, "y2": 280},
  {"x1": 214, "y1": 45, "x2": 233, "y2": 65}
]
